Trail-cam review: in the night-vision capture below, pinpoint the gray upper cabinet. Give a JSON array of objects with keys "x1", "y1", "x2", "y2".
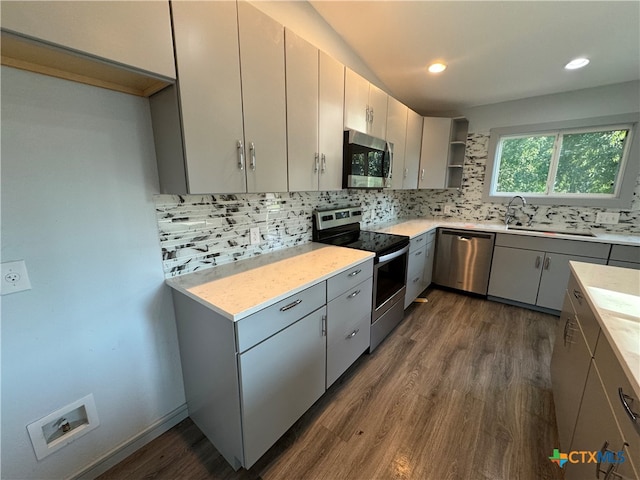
[
  {"x1": 344, "y1": 68, "x2": 388, "y2": 138},
  {"x1": 386, "y1": 97, "x2": 408, "y2": 190},
  {"x1": 1, "y1": 1, "x2": 175, "y2": 78},
  {"x1": 418, "y1": 117, "x2": 467, "y2": 189},
  {"x1": 403, "y1": 108, "x2": 424, "y2": 189},
  {"x1": 286, "y1": 30, "x2": 344, "y2": 192},
  {"x1": 1, "y1": 1, "x2": 175, "y2": 96},
  {"x1": 154, "y1": 0, "x2": 287, "y2": 194}
]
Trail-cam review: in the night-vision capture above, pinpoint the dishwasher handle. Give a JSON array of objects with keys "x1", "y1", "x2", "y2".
[{"x1": 439, "y1": 229, "x2": 494, "y2": 241}]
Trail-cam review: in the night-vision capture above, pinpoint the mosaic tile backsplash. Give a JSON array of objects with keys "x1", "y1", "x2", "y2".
[{"x1": 155, "y1": 133, "x2": 639, "y2": 277}]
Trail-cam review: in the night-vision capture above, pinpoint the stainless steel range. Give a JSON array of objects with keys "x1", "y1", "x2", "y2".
[{"x1": 313, "y1": 206, "x2": 410, "y2": 351}]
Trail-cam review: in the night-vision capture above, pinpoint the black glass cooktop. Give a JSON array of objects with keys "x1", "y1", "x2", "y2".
[{"x1": 319, "y1": 229, "x2": 409, "y2": 258}]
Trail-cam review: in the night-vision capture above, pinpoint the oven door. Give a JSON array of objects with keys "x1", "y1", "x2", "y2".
[
  {"x1": 343, "y1": 130, "x2": 392, "y2": 189},
  {"x1": 372, "y1": 244, "x2": 409, "y2": 320}
]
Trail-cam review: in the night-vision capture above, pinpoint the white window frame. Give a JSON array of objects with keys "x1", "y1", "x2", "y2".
[{"x1": 483, "y1": 114, "x2": 640, "y2": 208}]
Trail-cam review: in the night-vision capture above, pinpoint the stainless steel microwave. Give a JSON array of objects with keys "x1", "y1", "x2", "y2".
[{"x1": 342, "y1": 129, "x2": 393, "y2": 189}]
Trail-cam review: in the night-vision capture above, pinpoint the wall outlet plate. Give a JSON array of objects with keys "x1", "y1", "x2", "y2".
[
  {"x1": 250, "y1": 227, "x2": 260, "y2": 245},
  {"x1": 595, "y1": 212, "x2": 620, "y2": 224},
  {"x1": 443, "y1": 204, "x2": 454, "y2": 215},
  {"x1": 1, "y1": 260, "x2": 32, "y2": 295}
]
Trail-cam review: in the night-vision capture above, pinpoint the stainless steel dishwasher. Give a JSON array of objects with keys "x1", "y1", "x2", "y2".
[{"x1": 433, "y1": 229, "x2": 495, "y2": 295}]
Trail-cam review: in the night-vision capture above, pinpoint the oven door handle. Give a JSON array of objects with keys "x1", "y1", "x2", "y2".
[{"x1": 377, "y1": 245, "x2": 409, "y2": 264}]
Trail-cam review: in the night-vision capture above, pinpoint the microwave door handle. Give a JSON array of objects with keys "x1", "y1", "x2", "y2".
[{"x1": 386, "y1": 141, "x2": 393, "y2": 186}]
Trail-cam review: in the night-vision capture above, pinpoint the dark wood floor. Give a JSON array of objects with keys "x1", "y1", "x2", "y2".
[{"x1": 99, "y1": 288, "x2": 564, "y2": 480}]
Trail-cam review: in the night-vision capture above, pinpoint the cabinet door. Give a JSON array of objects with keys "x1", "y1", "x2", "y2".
[
  {"x1": 537, "y1": 253, "x2": 607, "y2": 311},
  {"x1": 368, "y1": 83, "x2": 388, "y2": 139},
  {"x1": 405, "y1": 245, "x2": 427, "y2": 308},
  {"x1": 318, "y1": 52, "x2": 345, "y2": 191},
  {"x1": 567, "y1": 362, "x2": 637, "y2": 480},
  {"x1": 171, "y1": 1, "x2": 246, "y2": 194},
  {"x1": 1, "y1": 1, "x2": 175, "y2": 79},
  {"x1": 285, "y1": 29, "x2": 319, "y2": 192},
  {"x1": 239, "y1": 307, "x2": 326, "y2": 468},
  {"x1": 386, "y1": 97, "x2": 408, "y2": 190},
  {"x1": 404, "y1": 109, "x2": 423, "y2": 189},
  {"x1": 551, "y1": 296, "x2": 593, "y2": 451},
  {"x1": 424, "y1": 238, "x2": 436, "y2": 287},
  {"x1": 419, "y1": 117, "x2": 451, "y2": 188},
  {"x1": 238, "y1": 2, "x2": 288, "y2": 193},
  {"x1": 487, "y1": 246, "x2": 543, "y2": 305},
  {"x1": 344, "y1": 68, "x2": 369, "y2": 133}
]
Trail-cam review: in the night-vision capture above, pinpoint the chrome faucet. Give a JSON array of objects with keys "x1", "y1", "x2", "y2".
[{"x1": 505, "y1": 195, "x2": 526, "y2": 226}]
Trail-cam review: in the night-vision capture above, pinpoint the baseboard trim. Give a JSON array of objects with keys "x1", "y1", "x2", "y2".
[{"x1": 69, "y1": 403, "x2": 189, "y2": 480}]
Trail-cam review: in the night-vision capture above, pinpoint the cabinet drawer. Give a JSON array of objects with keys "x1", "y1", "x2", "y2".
[
  {"x1": 610, "y1": 244, "x2": 640, "y2": 263},
  {"x1": 236, "y1": 282, "x2": 326, "y2": 353},
  {"x1": 327, "y1": 276, "x2": 373, "y2": 328},
  {"x1": 410, "y1": 233, "x2": 428, "y2": 250},
  {"x1": 327, "y1": 258, "x2": 373, "y2": 302},
  {"x1": 567, "y1": 274, "x2": 600, "y2": 355},
  {"x1": 326, "y1": 312, "x2": 370, "y2": 387},
  {"x1": 495, "y1": 233, "x2": 610, "y2": 258},
  {"x1": 595, "y1": 336, "x2": 640, "y2": 475}
]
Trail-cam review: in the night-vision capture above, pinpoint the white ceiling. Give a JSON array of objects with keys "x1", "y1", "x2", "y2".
[{"x1": 309, "y1": 1, "x2": 640, "y2": 115}]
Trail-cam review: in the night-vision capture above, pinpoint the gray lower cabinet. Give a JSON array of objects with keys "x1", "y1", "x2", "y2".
[
  {"x1": 172, "y1": 257, "x2": 375, "y2": 470},
  {"x1": 488, "y1": 234, "x2": 610, "y2": 311},
  {"x1": 609, "y1": 244, "x2": 640, "y2": 270},
  {"x1": 551, "y1": 293, "x2": 595, "y2": 451},
  {"x1": 326, "y1": 275, "x2": 373, "y2": 387},
  {"x1": 566, "y1": 362, "x2": 638, "y2": 480},
  {"x1": 405, "y1": 231, "x2": 436, "y2": 308},
  {"x1": 239, "y1": 306, "x2": 326, "y2": 467}
]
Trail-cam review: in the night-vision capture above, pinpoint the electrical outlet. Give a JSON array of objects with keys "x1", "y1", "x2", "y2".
[
  {"x1": 1, "y1": 260, "x2": 32, "y2": 295},
  {"x1": 443, "y1": 204, "x2": 454, "y2": 215},
  {"x1": 250, "y1": 227, "x2": 260, "y2": 245},
  {"x1": 595, "y1": 212, "x2": 620, "y2": 224}
]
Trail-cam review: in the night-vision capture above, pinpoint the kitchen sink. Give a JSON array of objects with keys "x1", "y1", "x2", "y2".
[{"x1": 507, "y1": 226, "x2": 596, "y2": 237}]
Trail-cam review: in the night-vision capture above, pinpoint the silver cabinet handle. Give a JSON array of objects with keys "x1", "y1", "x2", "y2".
[
  {"x1": 369, "y1": 107, "x2": 374, "y2": 124},
  {"x1": 237, "y1": 140, "x2": 245, "y2": 170},
  {"x1": 563, "y1": 316, "x2": 578, "y2": 346},
  {"x1": 415, "y1": 250, "x2": 423, "y2": 256},
  {"x1": 413, "y1": 277, "x2": 420, "y2": 283},
  {"x1": 535, "y1": 256, "x2": 541, "y2": 269},
  {"x1": 348, "y1": 269, "x2": 361, "y2": 277},
  {"x1": 619, "y1": 388, "x2": 638, "y2": 424},
  {"x1": 573, "y1": 289, "x2": 583, "y2": 303},
  {"x1": 249, "y1": 142, "x2": 256, "y2": 170},
  {"x1": 404, "y1": 168, "x2": 408, "y2": 178},
  {"x1": 421, "y1": 168, "x2": 425, "y2": 180},
  {"x1": 322, "y1": 314, "x2": 327, "y2": 337},
  {"x1": 279, "y1": 299, "x2": 301, "y2": 312},
  {"x1": 596, "y1": 440, "x2": 629, "y2": 479},
  {"x1": 314, "y1": 153, "x2": 319, "y2": 172},
  {"x1": 348, "y1": 289, "x2": 361, "y2": 299},
  {"x1": 416, "y1": 237, "x2": 424, "y2": 243},
  {"x1": 365, "y1": 106, "x2": 370, "y2": 124},
  {"x1": 346, "y1": 328, "x2": 359, "y2": 339},
  {"x1": 544, "y1": 256, "x2": 550, "y2": 270},
  {"x1": 321, "y1": 153, "x2": 326, "y2": 172}
]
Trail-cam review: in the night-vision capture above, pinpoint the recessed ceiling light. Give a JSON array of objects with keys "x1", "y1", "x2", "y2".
[
  {"x1": 565, "y1": 58, "x2": 590, "y2": 70},
  {"x1": 428, "y1": 63, "x2": 447, "y2": 74}
]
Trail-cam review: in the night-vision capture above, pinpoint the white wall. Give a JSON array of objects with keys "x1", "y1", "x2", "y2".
[
  {"x1": 1, "y1": 66, "x2": 186, "y2": 479},
  {"x1": 463, "y1": 80, "x2": 640, "y2": 133}
]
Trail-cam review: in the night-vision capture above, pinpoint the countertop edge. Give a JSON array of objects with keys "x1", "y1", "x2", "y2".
[{"x1": 569, "y1": 262, "x2": 640, "y2": 400}]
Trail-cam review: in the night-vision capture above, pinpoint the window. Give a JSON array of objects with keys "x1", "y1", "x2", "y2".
[{"x1": 483, "y1": 115, "x2": 639, "y2": 208}]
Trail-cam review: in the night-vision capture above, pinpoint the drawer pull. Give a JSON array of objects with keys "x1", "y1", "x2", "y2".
[
  {"x1": 535, "y1": 256, "x2": 541, "y2": 269},
  {"x1": 596, "y1": 440, "x2": 628, "y2": 479},
  {"x1": 348, "y1": 290, "x2": 361, "y2": 299},
  {"x1": 573, "y1": 289, "x2": 583, "y2": 303},
  {"x1": 416, "y1": 237, "x2": 424, "y2": 242},
  {"x1": 413, "y1": 277, "x2": 420, "y2": 283},
  {"x1": 543, "y1": 256, "x2": 550, "y2": 270},
  {"x1": 415, "y1": 251, "x2": 423, "y2": 256},
  {"x1": 279, "y1": 299, "x2": 302, "y2": 312},
  {"x1": 346, "y1": 329, "x2": 360, "y2": 339},
  {"x1": 348, "y1": 269, "x2": 362, "y2": 277},
  {"x1": 619, "y1": 388, "x2": 638, "y2": 424}
]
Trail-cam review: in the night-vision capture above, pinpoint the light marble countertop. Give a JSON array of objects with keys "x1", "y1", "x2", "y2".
[
  {"x1": 367, "y1": 218, "x2": 640, "y2": 246},
  {"x1": 167, "y1": 243, "x2": 374, "y2": 321},
  {"x1": 570, "y1": 261, "x2": 640, "y2": 399}
]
